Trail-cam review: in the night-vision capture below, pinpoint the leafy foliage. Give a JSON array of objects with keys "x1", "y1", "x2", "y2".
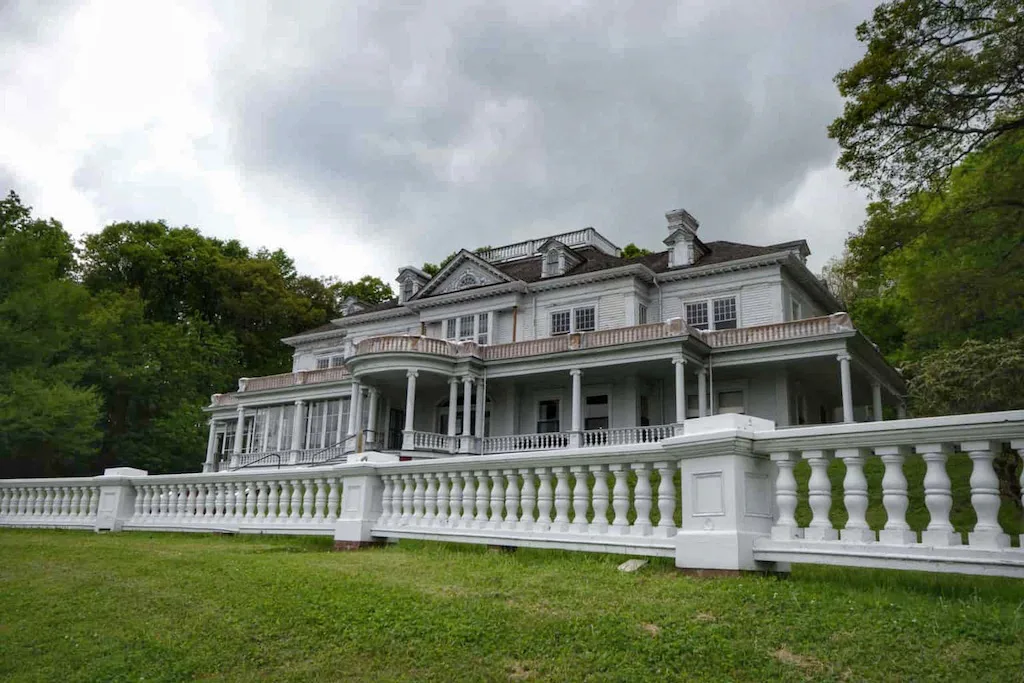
[
  {"x1": 907, "y1": 337, "x2": 1024, "y2": 416},
  {"x1": 829, "y1": 0, "x2": 1024, "y2": 198},
  {"x1": 328, "y1": 275, "x2": 394, "y2": 308},
  {"x1": 621, "y1": 243, "x2": 653, "y2": 259}
]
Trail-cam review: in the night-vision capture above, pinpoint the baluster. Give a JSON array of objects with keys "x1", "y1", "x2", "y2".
[
  {"x1": 11, "y1": 488, "x2": 21, "y2": 518},
  {"x1": 654, "y1": 461, "x2": 677, "y2": 538},
  {"x1": 423, "y1": 474, "x2": 437, "y2": 525},
  {"x1": 387, "y1": 475, "x2": 402, "y2": 525},
  {"x1": 488, "y1": 471, "x2": 504, "y2": 530},
  {"x1": 609, "y1": 465, "x2": 630, "y2": 534},
  {"x1": 68, "y1": 487, "x2": 80, "y2": 520},
  {"x1": 327, "y1": 477, "x2": 341, "y2": 522},
  {"x1": 434, "y1": 473, "x2": 449, "y2": 527},
  {"x1": 448, "y1": 473, "x2": 463, "y2": 528},
  {"x1": 314, "y1": 478, "x2": 327, "y2": 522},
  {"x1": 552, "y1": 467, "x2": 570, "y2": 532},
  {"x1": 36, "y1": 488, "x2": 46, "y2": 519},
  {"x1": 81, "y1": 487, "x2": 93, "y2": 519},
  {"x1": 631, "y1": 463, "x2": 653, "y2": 536},
  {"x1": 175, "y1": 485, "x2": 186, "y2": 520},
  {"x1": 876, "y1": 446, "x2": 915, "y2": 545},
  {"x1": 962, "y1": 441, "x2": 1010, "y2": 548},
  {"x1": 137, "y1": 486, "x2": 151, "y2": 522},
  {"x1": 182, "y1": 485, "x2": 195, "y2": 521},
  {"x1": 89, "y1": 486, "x2": 100, "y2": 518},
  {"x1": 219, "y1": 482, "x2": 233, "y2": 521},
  {"x1": 214, "y1": 483, "x2": 226, "y2": 521},
  {"x1": 474, "y1": 472, "x2": 489, "y2": 528},
  {"x1": 401, "y1": 474, "x2": 415, "y2": 525},
  {"x1": 836, "y1": 448, "x2": 873, "y2": 542},
  {"x1": 58, "y1": 487, "x2": 71, "y2": 520},
  {"x1": 589, "y1": 465, "x2": 609, "y2": 534},
  {"x1": 413, "y1": 474, "x2": 426, "y2": 524},
  {"x1": 169, "y1": 486, "x2": 181, "y2": 521},
  {"x1": 246, "y1": 481, "x2": 259, "y2": 519},
  {"x1": 518, "y1": 469, "x2": 536, "y2": 531},
  {"x1": 23, "y1": 488, "x2": 34, "y2": 519},
  {"x1": 570, "y1": 466, "x2": 590, "y2": 533},
  {"x1": 42, "y1": 487, "x2": 55, "y2": 519},
  {"x1": 19, "y1": 488, "x2": 29, "y2": 517},
  {"x1": 262, "y1": 481, "x2": 277, "y2": 522},
  {"x1": 206, "y1": 483, "x2": 219, "y2": 520},
  {"x1": 379, "y1": 476, "x2": 394, "y2": 525},
  {"x1": 150, "y1": 485, "x2": 162, "y2": 520},
  {"x1": 770, "y1": 453, "x2": 801, "y2": 540},
  {"x1": 536, "y1": 468, "x2": 553, "y2": 530},
  {"x1": 289, "y1": 479, "x2": 303, "y2": 522},
  {"x1": 917, "y1": 444, "x2": 958, "y2": 546},
  {"x1": 191, "y1": 484, "x2": 203, "y2": 521},
  {"x1": 804, "y1": 451, "x2": 837, "y2": 541},
  {"x1": 460, "y1": 472, "x2": 477, "y2": 527},
  {"x1": 301, "y1": 479, "x2": 314, "y2": 521},
  {"x1": 0, "y1": 489, "x2": 9, "y2": 518},
  {"x1": 252, "y1": 481, "x2": 266, "y2": 520},
  {"x1": 1014, "y1": 441, "x2": 1024, "y2": 514},
  {"x1": 502, "y1": 470, "x2": 519, "y2": 530}
]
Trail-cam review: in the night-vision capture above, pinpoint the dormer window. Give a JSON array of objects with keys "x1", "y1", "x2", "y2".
[
  {"x1": 543, "y1": 249, "x2": 561, "y2": 277},
  {"x1": 401, "y1": 280, "x2": 413, "y2": 302}
]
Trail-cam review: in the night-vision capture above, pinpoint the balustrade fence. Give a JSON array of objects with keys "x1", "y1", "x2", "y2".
[{"x1": 2, "y1": 412, "x2": 1022, "y2": 578}]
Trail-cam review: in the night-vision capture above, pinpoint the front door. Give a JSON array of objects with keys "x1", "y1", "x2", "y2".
[{"x1": 386, "y1": 409, "x2": 404, "y2": 450}]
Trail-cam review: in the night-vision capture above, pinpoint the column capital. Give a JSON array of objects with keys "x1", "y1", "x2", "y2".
[
  {"x1": 236, "y1": 405, "x2": 246, "y2": 414},
  {"x1": 569, "y1": 368, "x2": 583, "y2": 377},
  {"x1": 836, "y1": 351, "x2": 852, "y2": 362},
  {"x1": 406, "y1": 369, "x2": 419, "y2": 380},
  {"x1": 672, "y1": 356, "x2": 686, "y2": 366},
  {"x1": 461, "y1": 374, "x2": 474, "y2": 384},
  {"x1": 293, "y1": 399, "x2": 305, "y2": 406},
  {"x1": 697, "y1": 366, "x2": 707, "y2": 376},
  {"x1": 448, "y1": 376, "x2": 460, "y2": 386}
]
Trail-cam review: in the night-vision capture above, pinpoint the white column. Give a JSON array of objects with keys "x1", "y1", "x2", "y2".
[
  {"x1": 402, "y1": 370, "x2": 418, "y2": 451},
  {"x1": 365, "y1": 387, "x2": 379, "y2": 446},
  {"x1": 474, "y1": 378, "x2": 486, "y2": 439},
  {"x1": 204, "y1": 419, "x2": 218, "y2": 473},
  {"x1": 838, "y1": 352, "x2": 854, "y2": 423},
  {"x1": 871, "y1": 382, "x2": 883, "y2": 422},
  {"x1": 461, "y1": 376, "x2": 473, "y2": 436},
  {"x1": 450, "y1": 374, "x2": 462, "y2": 438},
  {"x1": 290, "y1": 401, "x2": 305, "y2": 454},
  {"x1": 697, "y1": 368, "x2": 707, "y2": 417},
  {"x1": 230, "y1": 406, "x2": 245, "y2": 467},
  {"x1": 570, "y1": 368, "x2": 582, "y2": 448},
  {"x1": 672, "y1": 357, "x2": 686, "y2": 425},
  {"x1": 347, "y1": 381, "x2": 361, "y2": 440}
]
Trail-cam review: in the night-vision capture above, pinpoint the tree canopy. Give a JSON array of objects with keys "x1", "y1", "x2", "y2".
[{"x1": 829, "y1": 0, "x2": 1024, "y2": 198}]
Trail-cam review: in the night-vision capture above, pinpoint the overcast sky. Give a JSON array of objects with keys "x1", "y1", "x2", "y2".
[{"x1": 0, "y1": 0, "x2": 876, "y2": 282}]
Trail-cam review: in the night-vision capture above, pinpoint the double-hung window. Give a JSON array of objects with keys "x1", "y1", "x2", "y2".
[
  {"x1": 329, "y1": 355, "x2": 345, "y2": 368},
  {"x1": 537, "y1": 400, "x2": 560, "y2": 433},
  {"x1": 443, "y1": 313, "x2": 491, "y2": 344},
  {"x1": 316, "y1": 357, "x2": 331, "y2": 370},
  {"x1": 685, "y1": 296, "x2": 737, "y2": 330},
  {"x1": 638, "y1": 303, "x2": 648, "y2": 325},
  {"x1": 550, "y1": 305, "x2": 596, "y2": 336}
]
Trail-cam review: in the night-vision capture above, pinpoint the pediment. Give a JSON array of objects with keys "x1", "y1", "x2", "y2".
[{"x1": 414, "y1": 250, "x2": 515, "y2": 299}]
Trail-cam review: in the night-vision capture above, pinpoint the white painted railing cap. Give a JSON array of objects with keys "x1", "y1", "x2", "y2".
[
  {"x1": 660, "y1": 414, "x2": 776, "y2": 447},
  {"x1": 351, "y1": 452, "x2": 401, "y2": 464},
  {"x1": 103, "y1": 467, "x2": 148, "y2": 477}
]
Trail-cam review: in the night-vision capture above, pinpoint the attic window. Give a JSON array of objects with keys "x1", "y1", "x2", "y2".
[
  {"x1": 542, "y1": 249, "x2": 561, "y2": 277},
  {"x1": 456, "y1": 271, "x2": 479, "y2": 289},
  {"x1": 401, "y1": 280, "x2": 413, "y2": 302}
]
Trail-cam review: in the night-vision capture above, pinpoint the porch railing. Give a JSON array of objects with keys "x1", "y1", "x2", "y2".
[
  {"x1": 0, "y1": 480, "x2": 100, "y2": 528},
  {"x1": 700, "y1": 312, "x2": 853, "y2": 348},
  {"x1": 581, "y1": 425, "x2": 675, "y2": 447},
  {"x1": 481, "y1": 432, "x2": 572, "y2": 454},
  {"x1": 410, "y1": 431, "x2": 457, "y2": 453}
]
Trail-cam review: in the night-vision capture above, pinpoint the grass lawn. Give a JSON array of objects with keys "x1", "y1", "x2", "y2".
[{"x1": 1, "y1": 531, "x2": 1023, "y2": 681}]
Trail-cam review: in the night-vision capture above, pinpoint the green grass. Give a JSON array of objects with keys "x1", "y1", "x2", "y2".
[{"x1": 2, "y1": 530, "x2": 1024, "y2": 681}]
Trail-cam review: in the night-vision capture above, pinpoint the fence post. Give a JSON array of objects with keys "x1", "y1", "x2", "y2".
[
  {"x1": 94, "y1": 467, "x2": 147, "y2": 532},
  {"x1": 662, "y1": 415, "x2": 782, "y2": 573},
  {"x1": 333, "y1": 463, "x2": 387, "y2": 549}
]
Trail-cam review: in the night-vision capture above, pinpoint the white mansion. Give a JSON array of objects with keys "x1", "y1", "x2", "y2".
[{"x1": 203, "y1": 209, "x2": 904, "y2": 471}]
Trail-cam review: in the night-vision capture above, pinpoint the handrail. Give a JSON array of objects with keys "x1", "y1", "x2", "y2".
[{"x1": 230, "y1": 430, "x2": 373, "y2": 471}]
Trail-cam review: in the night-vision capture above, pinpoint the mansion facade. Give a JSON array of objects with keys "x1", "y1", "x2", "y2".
[{"x1": 202, "y1": 209, "x2": 904, "y2": 471}]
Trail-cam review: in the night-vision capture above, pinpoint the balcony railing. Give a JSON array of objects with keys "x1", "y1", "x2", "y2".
[
  {"x1": 211, "y1": 315, "x2": 854, "y2": 407},
  {"x1": 477, "y1": 227, "x2": 619, "y2": 263},
  {"x1": 700, "y1": 312, "x2": 853, "y2": 348},
  {"x1": 581, "y1": 425, "x2": 676, "y2": 447},
  {"x1": 482, "y1": 432, "x2": 572, "y2": 454},
  {"x1": 410, "y1": 431, "x2": 457, "y2": 453}
]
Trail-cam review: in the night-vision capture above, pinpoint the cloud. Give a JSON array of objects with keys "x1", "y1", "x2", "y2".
[{"x1": 1, "y1": 0, "x2": 877, "y2": 281}]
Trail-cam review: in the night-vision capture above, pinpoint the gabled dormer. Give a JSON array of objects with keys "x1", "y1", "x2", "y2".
[
  {"x1": 663, "y1": 208, "x2": 705, "y2": 268},
  {"x1": 413, "y1": 250, "x2": 515, "y2": 300},
  {"x1": 536, "y1": 239, "x2": 583, "y2": 278},
  {"x1": 396, "y1": 266, "x2": 430, "y2": 303}
]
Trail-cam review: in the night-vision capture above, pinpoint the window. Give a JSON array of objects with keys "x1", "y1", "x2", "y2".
[
  {"x1": 713, "y1": 297, "x2": 737, "y2": 329},
  {"x1": 537, "y1": 400, "x2": 560, "y2": 433},
  {"x1": 790, "y1": 297, "x2": 802, "y2": 321},
  {"x1": 584, "y1": 395, "x2": 609, "y2": 430},
  {"x1": 329, "y1": 355, "x2": 345, "y2": 368},
  {"x1": 445, "y1": 318, "x2": 457, "y2": 340},
  {"x1": 574, "y1": 307, "x2": 596, "y2": 332},
  {"x1": 685, "y1": 302, "x2": 708, "y2": 330},
  {"x1": 316, "y1": 357, "x2": 330, "y2": 370},
  {"x1": 543, "y1": 250, "x2": 560, "y2": 277},
  {"x1": 718, "y1": 390, "x2": 745, "y2": 414},
  {"x1": 551, "y1": 310, "x2": 571, "y2": 335},
  {"x1": 551, "y1": 305, "x2": 596, "y2": 336},
  {"x1": 458, "y1": 315, "x2": 475, "y2": 341},
  {"x1": 638, "y1": 303, "x2": 648, "y2": 325},
  {"x1": 401, "y1": 280, "x2": 413, "y2": 301},
  {"x1": 638, "y1": 395, "x2": 650, "y2": 427},
  {"x1": 477, "y1": 313, "x2": 489, "y2": 345}
]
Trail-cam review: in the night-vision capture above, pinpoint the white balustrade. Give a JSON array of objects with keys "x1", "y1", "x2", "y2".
[{"x1": 0, "y1": 482, "x2": 99, "y2": 527}]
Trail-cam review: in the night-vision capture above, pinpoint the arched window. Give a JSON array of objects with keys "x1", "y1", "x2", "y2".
[{"x1": 456, "y1": 271, "x2": 479, "y2": 289}]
